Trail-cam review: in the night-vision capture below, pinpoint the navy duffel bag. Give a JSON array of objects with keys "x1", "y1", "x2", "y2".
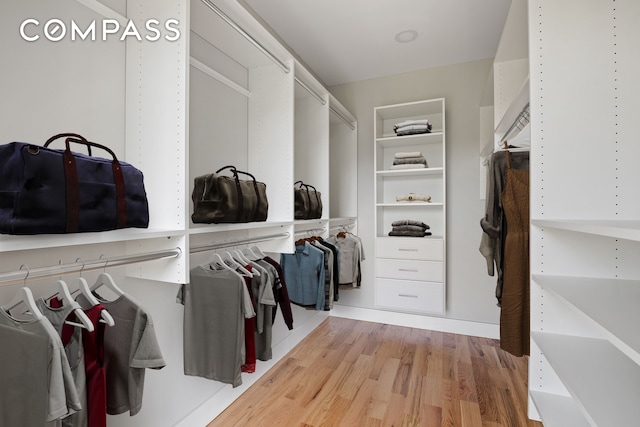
[{"x1": 0, "y1": 133, "x2": 149, "y2": 235}]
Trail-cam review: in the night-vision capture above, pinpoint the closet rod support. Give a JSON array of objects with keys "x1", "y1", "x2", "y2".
[
  {"x1": 200, "y1": 0, "x2": 290, "y2": 74},
  {"x1": 0, "y1": 248, "x2": 182, "y2": 286},
  {"x1": 190, "y1": 232, "x2": 290, "y2": 254}
]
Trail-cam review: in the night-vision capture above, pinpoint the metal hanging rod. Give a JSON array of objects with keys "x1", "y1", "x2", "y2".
[
  {"x1": 295, "y1": 77, "x2": 326, "y2": 106},
  {"x1": 294, "y1": 228, "x2": 325, "y2": 237},
  {"x1": 0, "y1": 248, "x2": 182, "y2": 286},
  {"x1": 329, "y1": 222, "x2": 355, "y2": 232},
  {"x1": 190, "y1": 232, "x2": 290, "y2": 254},
  {"x1": 330, "y1": 106, "x2": 356, "y2": 130},
  {"x1": 296, "y1": 78, "x2": 357, "y2": 130},
  {"x1": 200, "y1": 0, "x2": 290, "y2": 74},
  {"x1": 501, "y1": 102, "x2": 530, "y2": 143}
]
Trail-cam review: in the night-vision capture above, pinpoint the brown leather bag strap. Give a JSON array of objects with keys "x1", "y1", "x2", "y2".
[
  {"x1": 46, "y1": 133, "x2": 93, "y2": 156},
  {"x1": 112, "y1": 161, "x2": 127, "y2": 228},
  {"x1": 63, "y1": 146, "x2": 80, "y2": 232},
  {"x1": 234, "y1": 169, "x2": 261, "y2": 221},
  {"x1": 304, "y1": 183, "x2": 321, "y2": 208},
  {"x1": 65, "y1": 137, "x2": 128, "y2": 230}
]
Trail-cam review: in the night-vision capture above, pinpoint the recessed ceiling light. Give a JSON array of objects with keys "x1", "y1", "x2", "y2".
[{"x1": 395, "y1": 30, "x2": 418, "y2": 43}]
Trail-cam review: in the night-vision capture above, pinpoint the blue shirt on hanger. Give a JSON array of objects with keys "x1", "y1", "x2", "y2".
[{"x1": 280, "y1": 242, "x2": 325, "y2": 310}]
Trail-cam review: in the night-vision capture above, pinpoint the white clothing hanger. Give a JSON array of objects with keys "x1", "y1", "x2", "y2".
[
  {"x1": 52, "y1": 280, "x2": 95, "y2": 332},
  {"x1": 205, "y1": 252, "x2": 237, "y2": 272},
  {"x1": 204, "y1": 252, "x2": 247, "y2": 281},
  {"x1": 2, "y1": 287, "x2": 44, "y2": 320},
  {"x1": 242, "y1": 247, "x2": 261, "y2": 261},
  {"x1": 233, "y1": 250, "x2": 260, "y2": 276},
  {"x1": 74, "y1": 277, "x2": 115, "y2": 327},
  {"x1": 222, "y1": 251, "x2": 253, "y2": 277},
  {"x1": 91, "y1": 272, "x2": 125, "y2": 297},
  {"x1": 250, "y1": 245, "x2": 267, "y2": 259}
]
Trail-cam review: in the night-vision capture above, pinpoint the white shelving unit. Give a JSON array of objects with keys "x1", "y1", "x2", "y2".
[
  {"x1": 528, "y1": 1, "x2": 640, "y2": 426},
  {"x1": 0, "y1": 1, "x2": 357, "y2": 425},
  {"x1": 373, "y1": 99, "x2": 446, "y2": 315}
]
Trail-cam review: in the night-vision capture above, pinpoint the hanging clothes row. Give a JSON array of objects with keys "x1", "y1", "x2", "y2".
[
  {"x1": 328, "y1": 229, "x2": 365, "y2": 287},
  {"x1": 480, "y1": 147, "x2": 530, "y2": 358},
  {"x1": 0, "y1": 273, "x2": 165, "y2": 427},
  {"x1": 179, "y1": 246, "x2": 293, "y2": 387},
  {"x1": 281, "y1": 229, "x2": 364, "y2": 312}
]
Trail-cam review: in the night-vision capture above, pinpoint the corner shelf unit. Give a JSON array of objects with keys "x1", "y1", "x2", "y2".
[
  {"x1": 528, "y1": 1, "x2": 640, "y2": 425},
  {"x1": 373, "y1": 98, "x2": 446, "y2": 315}
]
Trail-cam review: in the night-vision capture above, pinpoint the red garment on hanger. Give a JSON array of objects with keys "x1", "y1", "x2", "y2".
[
  {"x1": 82, "y1": 304, "x2": 107, "y2": 427},
  {"x1": 241, "y1": 266, "x2": 256, "y2": 374},
  {"x1": 54, "y1": 299, "x2": 108, "y2": 427}
]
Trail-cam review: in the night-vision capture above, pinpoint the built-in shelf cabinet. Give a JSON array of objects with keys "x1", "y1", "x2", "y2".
[
  {"x1": 528, "y1": 1, "x2": 640, "y2": 426},
  {"x1": 373, "y1": 99, "x2": 446, "y2": 315}
]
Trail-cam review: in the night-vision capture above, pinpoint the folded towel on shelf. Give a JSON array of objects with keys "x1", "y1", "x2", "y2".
[
  {"x1": 391, "y1": 224, "x2": 429, "y2": 233},
  {"x1": 394, "y1": 151, "x2": 423, "y2": 159},
  {"x1": 389, "y1": 164, "x2": 426, "y2": 170},
  {"x1": 396, "y1": 193, "x2": 431, "y2": 202},
  {"x1": 388, "y1": 230, "x2": 432, "y2": 237},
  {"x1": 391, "y1": 220, "x2": 429, "y2": 230},
  {"x1": 392, "y1": 156, "x2": 428, "y2": 166},
  {"x1": 394, "y1": 122, "x2": 432, "y2": 136},
  {"x1": 395, "y1": 124, "x2": 431, "y2": 133},
  {"x1": 396, "y1": 126, "x2": 432, "y2": 136},
  {"x1": 394, "y1": 119, "x2": 430, "y2": 129}
]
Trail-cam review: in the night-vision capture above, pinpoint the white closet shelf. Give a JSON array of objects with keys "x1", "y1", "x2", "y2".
[
  {"x1": 530, "y1": 391, "x2": 590, "y2": 427},
  {"x1": 533, "y1": 274, "x2": 640, "y2": 361},
  {"x1": 376, "y1": 234, "x2": 444, "y2": 240},
  {"x1": 190, "y1": 57, "x2": 251, "y2": 98},
  {"x1": 375, "y1": 99, "x2": 444, "y2": 119},
  {"x1": 376, "y1": 202, "x2": 443, "y2": 208},
  {"x1": 189, "y1": 221, "x2": 291, "y2": 235},
  {"x1": 294, "y1": 219, "x2": 328, "y2": 226},
  {"x1": 329, "y1": 217, "x2": 357, "y2": 227},
  {"x1": 376, "y1": 167, "x2": 443, "y2": 177},
  {"x1": 532, "y1": 219, "x2": 640, "y2": 242},
  {"x1": 0, "y1": 228, "x2": 184, "y2": 253},
  {"x1": 531, "y1": 331, "x2": 640, "y2": 427},
  {"x1": 376, "y1": 132, "x2": 443, "y2": 147}
]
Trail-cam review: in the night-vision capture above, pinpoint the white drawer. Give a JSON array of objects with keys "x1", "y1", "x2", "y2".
[
  {"x1": 375, "y1": 278, "x2": 445, "y2": 315},
  {"x1": 376, "y1": 259, "x2": 443, "y2": 282},
  {"x1": 376, "y1": 237, "x2": 443, "y2": 261}
]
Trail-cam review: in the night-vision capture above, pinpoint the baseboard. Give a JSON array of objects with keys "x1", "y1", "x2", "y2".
[{"x1": 330, "y1": 305, "x2": 500, "y2": 339}]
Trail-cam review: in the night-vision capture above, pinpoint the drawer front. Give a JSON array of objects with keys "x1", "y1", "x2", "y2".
[
  {"x1": 376, "y1": 237, "x2": 443, "y2": 261},
  {"x1": 375, "y1": 278, "x2": 445, "y2": 315},
  {"x1": 377, "y1": 259, "x2": 443, "y2": 282}
]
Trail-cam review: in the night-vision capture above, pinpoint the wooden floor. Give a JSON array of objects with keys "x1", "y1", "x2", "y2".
[{"x1": 208, "y1": 317, "x2": 543, "y2": 427}]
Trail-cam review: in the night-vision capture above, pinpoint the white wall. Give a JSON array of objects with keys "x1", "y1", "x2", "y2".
[{"x1": 330, "y1": 58, "x2": 500, "y2": 324}]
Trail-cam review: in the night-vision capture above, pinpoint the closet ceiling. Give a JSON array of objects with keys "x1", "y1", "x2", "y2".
[{"x1": 239, "y1": 0, "x2": 512, "y2": 86}]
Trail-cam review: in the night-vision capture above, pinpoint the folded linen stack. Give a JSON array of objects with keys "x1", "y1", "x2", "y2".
[
  {"x1": 396, "y1": 193, "x2": 431, "y2": 202},
  {"x1": 388, "y1": 220, "x2": 431, "y2": 237},
  {"x1": 390, "y1": 151, "x2": 428, "y2": 170},
  {"x1": 394, "y1": 119, "x2": 432, "y2": 136}
]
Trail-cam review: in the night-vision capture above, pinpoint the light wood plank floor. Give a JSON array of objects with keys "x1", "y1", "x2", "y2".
[{"x1": 208, "y1": 317, "x2": 543, "y2": 427}]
